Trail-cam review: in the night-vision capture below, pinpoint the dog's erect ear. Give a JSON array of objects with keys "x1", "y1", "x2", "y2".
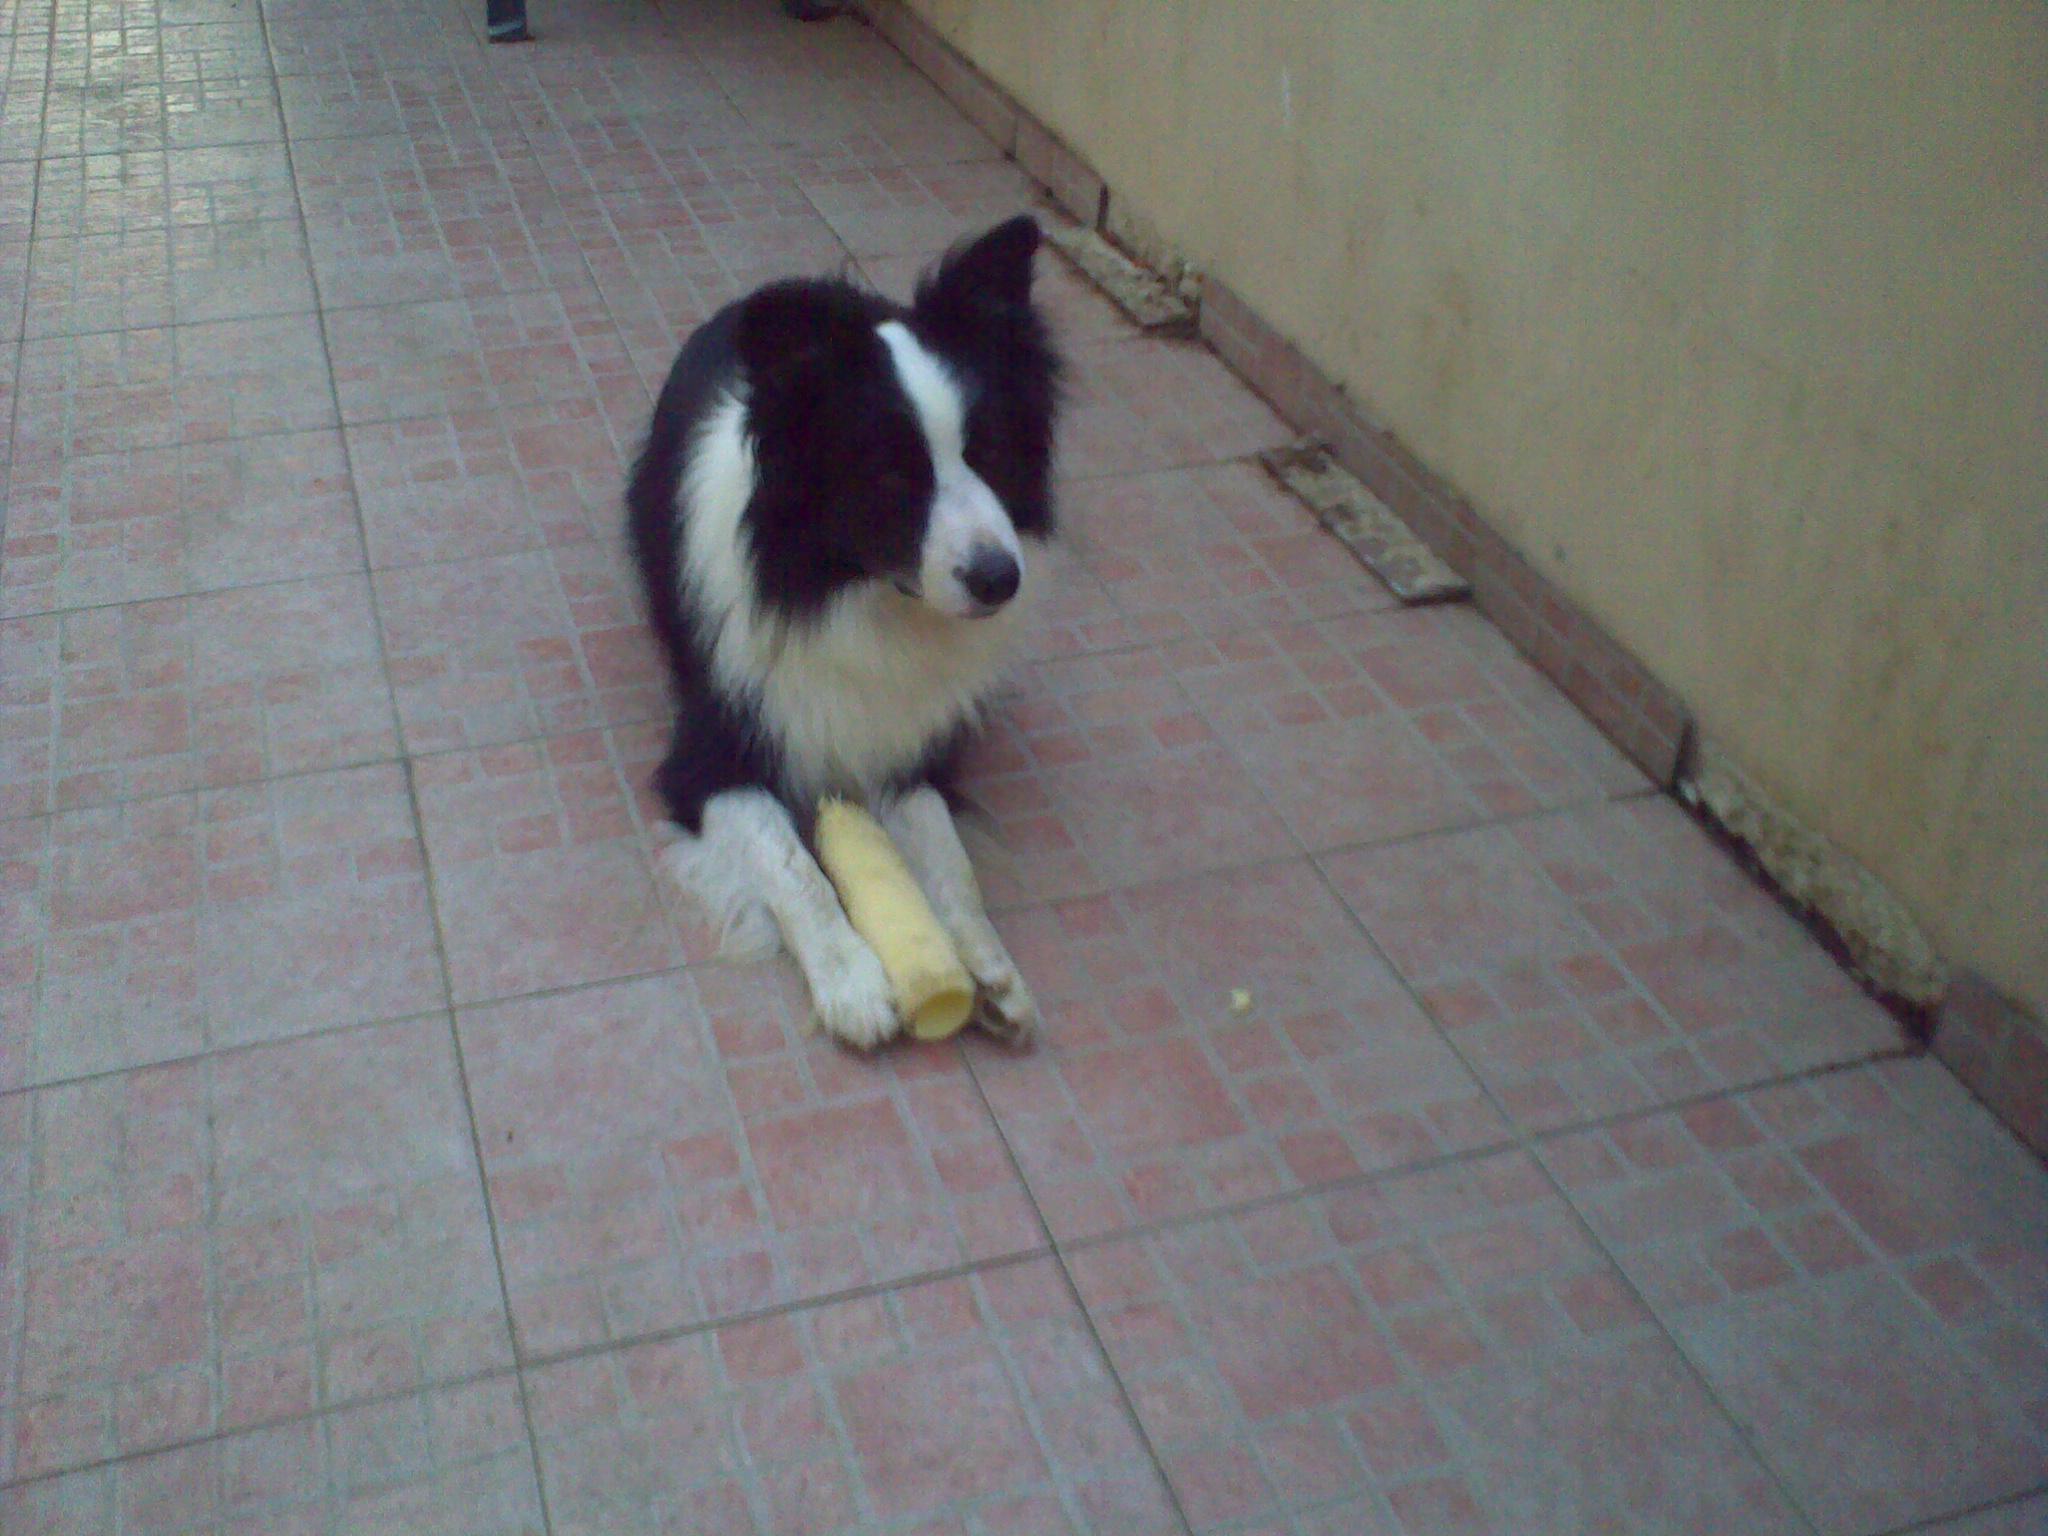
[
  {"x1": 916, "y1": 214, "x2": 1041, "y2": 320},
  {"x1": 736, "y1": 281, "x2": 871, "y2": 385}
]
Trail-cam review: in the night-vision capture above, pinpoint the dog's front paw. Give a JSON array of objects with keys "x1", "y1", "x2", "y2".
[
  {"x1": 809, "y1": 936, "x2": 901, "y2": 1050},
  {"x1": 968, "y1": 956, "x2": 1040, "y2": 1044}
]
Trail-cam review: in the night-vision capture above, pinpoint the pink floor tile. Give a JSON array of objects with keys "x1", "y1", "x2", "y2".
[
  {"x1": 1, "y1": 431, "x2": 361, "y2": 617},
  {"x1": 159, "y1": 21, "x2": 273, "y2": 75},
  {"x1": 276, "y1": 63, "x2": 517, "y2": 145},
  {"x1": 460, "y1": 966, "x2": 1044, "y2": 1353},
  {"x1": 294, "y1": 131, "x2": 578, "y2": 308},
  {"x1": 39, "y1": 86, "x2": 166, "y2": 162},
  {"x1": 977, "y1": 859, "x2": 1503, "y2": 1240},
  {"x1": 1060, "y1": 336, "x2": 1293, "y2": 479},
  {"x1": 590, "y1": 224, "x2": 834, "y2": 395},
  {"x1": 1014, "y1": 536, "x2": 1138, "y2": 661},
  {"x1": 1, "y1": 1378, "x2": 543, "y2": 1533},
  {"x1": 1, "y1": 763, "x2": 445, "y2": 1085},
  {"x1": 1325, "y1": 798, "x2": 1900, "y2": 1129},
  {"x1": 522, "y1": 1258, "x2": 1178, "y2": 1535},
  {"x1": 952, "y1": 646, "x2": 1294, "y2": 906},
  {"x1": 0, "y1": 58, "x2": 44, "y2": 167},
  {"x1": 167, "y1": 217, "x2": 317, "y2": 323},
  {"x1": 323, "y1": 278, "x2": 639, "y2": 432},
  {"x1": 1543, "y1": 1058, "x2": 2048, "y2": 1534},
  {"x1": 1063, "y1": 463, "x2": 1396, "y2": 644},
  {"x1": 29, "y1": 151, "x2": 174, "y2": 240},
  {"x1": 797, "y1": 157, "x2": 1043, "y2": 259},
  {"x1": 490, "y1": 43, "x2": 742, "y2": 138},
  {"x1": 1166, "y1": 606, "x2": 1644, "y2": 850},
  {"x1": 0, "y1": 241, "x2": 26, "y2": 336},
  {"x1": 11, "y1": 315, "x2": 336, "y2": 466},
  {"x1": 0, "y1": 157, "x2": 29, "y2": 242},
  {"x1": 733, "y1": 51, "x2": 1004, "y2": 170},
  {"x1": 165, "y1": 143, "x2": 301, "y2": 227},
  {"x1": 375, "y1": 542, "x2": 658, "y2": 752},
  {"x1": 348, "y1": 399, "x2": 631, "y2": 567},
  {"x1": 23, "y1": 228, "x2": 176, "y2": 337},
  {"x1": 0, "y1": 573, "x2": 397, "y2": 817},
  {"x1": 267, "y1": 13, "x2": 480, "y2": 77},
  {"x1": 3, "y1": 1020, "x2": 510, "y2": 1479},
  {"x1": 411, "y1": 730, "x2": 702, "y2": 1003},
  {"x1": 541, "y1": 157, "x2": 847, "y2": 389},
  {"x1": 1121, "y1": 852, "x2": 1483, "y2": 1023},
  {"x1": 161, "y1": 61, "x2": 281, "y2": 152},
  {"x1": 0, "y1": 1093, "x2": 29, "y2": 1482},
  {"x1": 1069, "y1": 1154, "x2": 1805, "y2": 1535}
]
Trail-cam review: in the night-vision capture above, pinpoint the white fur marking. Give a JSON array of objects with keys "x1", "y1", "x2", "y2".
[
  {"x1": 878, "y1": 321, "x2": 1023, "y2": 620},
  {"x1": 658, "y1": 821, "x2": 778, "y2": 960},
  {"x1": 876, "y1": 321, "x2": 965, "y2": 459},
  {"x1": 697, "y1": 791, "x2": 898, "y2": 1048},
  {"x1": 671, "y1": 339, "x2": 1041, "y2": 802}
]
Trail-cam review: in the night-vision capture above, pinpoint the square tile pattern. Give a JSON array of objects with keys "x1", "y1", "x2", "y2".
[
  {"x1": 2, "y1": 1379, "x2": 543, "y2": 1533},
  {"x1": 2, "y1": 1020, "x2": 509, "y2": 1480},
  {"x1": 523, "y1": 1259, "x2": 1178, "y2": 1536},
  {"x1": 1, "y1": 430, "x2": 361, "y2": 617},
  {"x1": 3, "y1": 765, "x2": 444, "y2": 1087},
  {"x1": 0, "y1": 0, "x2": 1991, "y2": 1529},
  {"x1": 1543, "y1": 1059, "x2": 2048, "y2": 1535},
  {"x1": 978, "y1": 861, "x2": 1506, "y2": 1241},
  {"x1": 950, "y1": 644, "x2": 1294, "y2": 907},
  {"x1": 460, "y1": 968, "x2": 1043, "y2": 1354},
  {"x1": 1069, "y1": 1153, "x2": 1807, "y2": 1534},
  {"x1": 1326, "y1": 797, "x2": 1900, "y2": 1130}
]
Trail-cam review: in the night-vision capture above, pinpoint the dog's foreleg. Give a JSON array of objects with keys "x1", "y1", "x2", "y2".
[
  {"x1": 694, "y1": 790, "x2": 899, "y2": 1048},
  {"x1": 881, "y1": 786, "x2": 1039, "y2": 1041}
]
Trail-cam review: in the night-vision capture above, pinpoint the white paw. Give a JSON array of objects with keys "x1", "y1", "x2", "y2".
[
  {"x1": 659, "y1": 831, "x2": 782, "y2": 961},
  {"x1": 808, "y1": 935, "x2": 901, "y2": 1050},
  {"x1": 716, "y1": 901, "x2": 782, "y2": 962},
  {"x1": 963, "y1": 944, "x2": 1040, "y2": 1043}
]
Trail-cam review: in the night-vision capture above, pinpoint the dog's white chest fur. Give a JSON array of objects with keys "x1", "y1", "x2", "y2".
[
  {"x1": 749, "y1": 581, "x2": 1023, "y2": 796},
  {"x1": 678, "y1": 392, "x2": 1030, "y2": 799}
]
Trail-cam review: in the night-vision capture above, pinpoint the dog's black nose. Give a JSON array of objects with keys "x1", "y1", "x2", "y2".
[{"x1": 958, "y1": 545, "x2": 1021, "y2": 609}]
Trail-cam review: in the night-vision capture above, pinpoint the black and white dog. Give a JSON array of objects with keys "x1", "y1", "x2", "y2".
[{"x1": 627, "y1": 215, "x2": 1059, "y2": 1048}]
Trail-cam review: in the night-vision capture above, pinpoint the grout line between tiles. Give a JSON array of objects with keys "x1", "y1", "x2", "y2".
[
  {"x1": 4, "y1": 558, "x2": 1659, "y2": 829},
  {"x1": 955, "y1": 1039, "x2": 1199, "y2": 1533},
  {"x1": 0, "y1": 798, "x2": 1666, "y2": 1101},
  {"x1": 1037, "y1": 1043, "x2": 1916, "y2": 1263},
  {"x1": 1873, "y1": 1483, "x2": 2048, "y2": 1535},
  {"x1": 0, "y1": 1238, "x2": 1069, "y2": 1497},
  {"x1": 248, "y1": 0, "x2": 564, "y2": 1522},
  {"x1": 1169, "y1": 599, "x2": 1839, "y2": 1525},
  {"x1": 1300, "y1": 841, "x2": 1834, "y2": 1535}
]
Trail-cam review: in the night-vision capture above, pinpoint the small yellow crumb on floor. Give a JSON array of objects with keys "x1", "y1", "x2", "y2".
[{"x1": 1229, "y1": 989, "x2": 1253, "y2": 1014}]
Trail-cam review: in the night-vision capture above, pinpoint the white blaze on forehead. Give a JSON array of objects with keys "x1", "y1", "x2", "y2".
[
  {"x1": 876, "y1": 320, "x2": 1022, "y2": 617},
  {"x1": 876, "y1": 320, "x2": 966, "y2": 461}
]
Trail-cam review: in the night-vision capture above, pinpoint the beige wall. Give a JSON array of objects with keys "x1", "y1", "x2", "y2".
[{"x1": 904, "y1": 0, "x2": 2048, "y2": 1014}]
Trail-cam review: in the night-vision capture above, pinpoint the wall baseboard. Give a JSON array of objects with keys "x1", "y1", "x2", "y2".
[{"x1": 1936, "y1": 974, "x2": 2048, "y2": 1158}]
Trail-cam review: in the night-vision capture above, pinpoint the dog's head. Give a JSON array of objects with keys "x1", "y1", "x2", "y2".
[{"x1": 734, "y1": 215, "x2": 1059, "y2": 623}]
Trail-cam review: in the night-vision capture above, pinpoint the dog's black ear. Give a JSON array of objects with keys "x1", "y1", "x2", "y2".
[
  {"x1": 916, "y1": 214, "x2": 1041, "y2": 320},
  {"x1": 736, "y1": 281, "x2": 869, "y2": 385}
]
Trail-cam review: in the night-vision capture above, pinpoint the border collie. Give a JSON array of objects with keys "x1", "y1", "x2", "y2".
[{"x1": 627, "y1": 215, "x2": 1059, "y2": 1048}]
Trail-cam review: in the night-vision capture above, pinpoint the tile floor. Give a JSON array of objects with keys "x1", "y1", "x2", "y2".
[{"x1": 0, "y1": 0, "x2": 2041, "y2": 1530}]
